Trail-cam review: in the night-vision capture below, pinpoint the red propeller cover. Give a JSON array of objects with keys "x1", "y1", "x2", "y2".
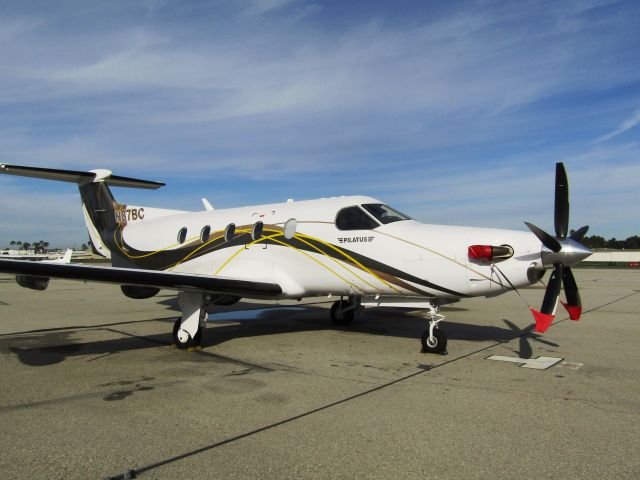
[
  {"x1": 561, "y1": 302, "x2": 582, "y2": 321},
  {"x1": 530, "y1": 307, "x2": 554, "y2": 333}
]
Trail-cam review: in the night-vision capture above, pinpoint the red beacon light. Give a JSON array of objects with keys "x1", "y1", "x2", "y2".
[{"x1": 468, "y1": 244, "x2": 513, "y2": 261}]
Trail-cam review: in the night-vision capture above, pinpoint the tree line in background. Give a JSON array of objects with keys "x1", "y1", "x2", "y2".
[
  {"x1": 579, "y1": 235, "x2": 640, "y2": 250},
  {"x1": 7, "y1": 240, "x2": 50, "y2": 253}
]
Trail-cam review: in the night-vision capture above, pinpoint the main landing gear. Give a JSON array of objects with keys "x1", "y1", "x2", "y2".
[
  {"x1": 173, "y1": 291, "x2": 211, "y2": 349},
  {"x1": 421, "y1": 301, "x2": 448, "y2": 355},
  {"x1": 330, "y1": 296, "x2": 361, "y2": 326}
]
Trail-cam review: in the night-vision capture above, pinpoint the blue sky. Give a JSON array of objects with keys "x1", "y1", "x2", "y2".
[{"x1": 1, "y1": 0, "x2": 639, "y2": 248}]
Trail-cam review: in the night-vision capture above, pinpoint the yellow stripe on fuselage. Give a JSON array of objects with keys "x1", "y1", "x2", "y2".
[
  {"x1": 296, "y1": 233, "x2": 404, "y2": 294},
  {"x1": 214, "y1": 229, "x2": 366, "y2": 294}
]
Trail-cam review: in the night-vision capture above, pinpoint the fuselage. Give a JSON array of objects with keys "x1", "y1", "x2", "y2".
[{"x1": 109, "y1": 195, "x2": 544, "y2": 301}]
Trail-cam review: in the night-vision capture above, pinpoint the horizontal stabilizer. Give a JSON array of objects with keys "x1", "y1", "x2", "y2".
[
  {"x1": 0, "y1": 259, "x2": 282, "y2": 297},
  {"x1": 0, "y1": 164, "x2": 164, "y2": 189}
]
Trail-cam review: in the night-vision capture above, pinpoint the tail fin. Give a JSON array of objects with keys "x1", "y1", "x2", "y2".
[
  {"x1": 49, "y1": 248, "x2": 73, "y2": 264},
  {"x1": 62, "y1": 248, "x2": 73, "y2": 263},
  {"x1": 0, "y1": 164, "x2": 164, "y2": 261}
]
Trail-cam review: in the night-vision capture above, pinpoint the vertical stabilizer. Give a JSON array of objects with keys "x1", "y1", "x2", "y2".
[{"x1": 79, "y1": 180, "x2": 122, "y2": 259}]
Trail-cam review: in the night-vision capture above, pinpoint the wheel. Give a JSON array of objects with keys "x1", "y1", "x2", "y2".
[
  {"x1": 173, "y1": 318, "x2": 201, "y2": 349},
  {"x1": 421, "y1": 328, "x2": 447, "y2": 354},
  {"x1": 330, "y1": 300, "x2": 355, "y2": 326}
]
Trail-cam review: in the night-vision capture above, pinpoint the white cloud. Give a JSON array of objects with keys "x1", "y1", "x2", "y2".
[
  {"x1": 243, "y1": 0, "x2": 303, "y2": 16},
  {"x1": 0, "y1": 17, "x2": 42, "y2": 40},
  {"x1": 4, "y1": 2, "x2": 632, "y2": 121},
  {"x1": 0, "y1": 1, "x2": 638, "y2": 243},
  {"x1": 595, "y1": 107, "x2": 640, "y2": 142}
]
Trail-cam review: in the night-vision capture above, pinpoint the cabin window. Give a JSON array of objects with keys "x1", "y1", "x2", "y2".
[
  {"x1": 361, "y1": 204, "x2": 412, "y2": 225},
  {"x1": 335, "y1": 206, "x2": 379, "y2": 231},
  {"x1": 252, "y1": 221, "x2": 264, "y2": 240},
  {"x1": 177, "y1": 227, "x2": 188, "y2": 244},
  {"x1": 224, "y1": 223, "x2": 236, "y2": 242},
  {"x1": 200, "y1": 225, "x2": 211, "y2": 243}
]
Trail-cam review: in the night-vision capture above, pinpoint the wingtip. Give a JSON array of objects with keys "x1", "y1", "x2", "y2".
[{"x1": 530, "y1": 307, "x2": 554, "y2": 333}]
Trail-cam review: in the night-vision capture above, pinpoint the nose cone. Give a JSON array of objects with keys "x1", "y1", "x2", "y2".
[
  {"x1": 541, "y1": 238, "x2": 592, "y2": 267},
  {"x1": 569, "y1": 240, "x2": 593, "y2": 263}
]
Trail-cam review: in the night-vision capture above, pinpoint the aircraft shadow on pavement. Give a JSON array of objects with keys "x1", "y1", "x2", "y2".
[{"x1": 1, "y1": 303, "x2": 553, "y2": 367}]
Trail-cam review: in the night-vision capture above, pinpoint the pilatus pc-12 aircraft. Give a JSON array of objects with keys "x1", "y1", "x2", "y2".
[{"x1": 0, "y1": 163, "x2": 591, "y2": 354}]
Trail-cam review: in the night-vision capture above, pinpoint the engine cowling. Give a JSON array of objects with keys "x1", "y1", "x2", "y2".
[
  {"x1": 16, "y1": 275, "x2": 50, "y2": 291},
  {"x1": 210, "y1": 294, "x2": 241, "y2": 306}
]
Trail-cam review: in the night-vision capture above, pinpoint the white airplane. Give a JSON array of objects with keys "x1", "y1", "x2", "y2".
[
  {"x1": 0, "y1": 163, "x2": 591, "y2": 354},
  {"x1": 0, "y1": 248, "x2": 70, "y2": 261},
  {"x1": 57, "y1": 248, "x2": 74, "y2": 264}
]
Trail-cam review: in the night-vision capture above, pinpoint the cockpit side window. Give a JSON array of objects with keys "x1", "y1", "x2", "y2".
[
  {"x1": 335, "y1": 206, "x2": 380, "y2": 230},
  {"x1": 361, "y1": 204, "x2": 411, "y2": 225}
]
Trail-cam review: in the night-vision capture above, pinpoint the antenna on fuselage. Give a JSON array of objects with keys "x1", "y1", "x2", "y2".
[{"x1": 202, "y1": 198, "x2": 214, "y2": 211}]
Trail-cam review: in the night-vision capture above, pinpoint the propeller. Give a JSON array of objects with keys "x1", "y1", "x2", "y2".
[{"x1": 525, "y1": 163, "x2": 592, "y2": 333}]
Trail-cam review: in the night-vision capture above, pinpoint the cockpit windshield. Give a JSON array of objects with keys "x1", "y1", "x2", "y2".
[{"x1": 361, "y1": 204, "x2": 412, "y2": 225}]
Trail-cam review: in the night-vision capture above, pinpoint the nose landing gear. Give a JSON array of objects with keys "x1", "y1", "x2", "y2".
[{"x1": 421, "y1": 302, "x2": 447, "y2": 355}]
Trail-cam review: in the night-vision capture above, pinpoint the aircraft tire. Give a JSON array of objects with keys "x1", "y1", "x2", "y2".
[
  {"x1": 421, "y1": 328, "x2": 447, "y2": 354},
  {"x1": 172, "y1": 318, "x2": 201, "y2": 349},
  {"x1": 330, "y1": 300, "x2": 355, "y2": 326}
]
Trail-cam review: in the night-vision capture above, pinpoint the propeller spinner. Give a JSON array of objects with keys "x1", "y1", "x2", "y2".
[{"x1": 525, "y1": 163, "x2": 592, "y2": 333}]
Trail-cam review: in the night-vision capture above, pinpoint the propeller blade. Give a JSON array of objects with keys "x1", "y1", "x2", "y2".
[
  {"x1": 541, "y1": 264, "x2": 563, "y2": 314},
  {"x1": 570, "y1": 225, "x2": 589, "y2": 242},
  {"x1": 555, "y1": 162, "x2": 569, "y2": 239},
  {"x1": 525, "y1": 222, "x2": 561, "y2": 252},
  {"x1": 530, "y1": 263, "x2": 562, "y2": 333},
  {"x1": 561, "y1": 267, "x2": 582, "y2": 320}
]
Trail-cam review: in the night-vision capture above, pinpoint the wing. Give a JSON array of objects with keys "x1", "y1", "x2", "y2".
[{"x1": 0, "y1": 259, "x2": 282, "y2": 297}]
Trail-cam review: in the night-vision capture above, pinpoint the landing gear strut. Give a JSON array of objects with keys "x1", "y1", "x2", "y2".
[
  {"x1": 330, "y1": 296, "x2": 360, "y2": 326},
  {"x1": 421, "y1": 301, "x2": 447, "y2": 355},
  {"x1": 173, "y1": 291, "x2": 210, "y2": 349}
]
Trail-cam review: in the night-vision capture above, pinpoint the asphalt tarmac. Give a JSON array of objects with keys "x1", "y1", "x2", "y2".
[{"x1": 0, "y1": 268, "x2": 638, "y2": 479}]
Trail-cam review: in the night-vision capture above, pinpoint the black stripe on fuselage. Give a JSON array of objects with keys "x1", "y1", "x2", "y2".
[
  {"x1": 113, "y1": 225, "x2": 468, "y2": 298},
  {"x1": 277, "y1": 235, "x2": 469, "y2": 298}
]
